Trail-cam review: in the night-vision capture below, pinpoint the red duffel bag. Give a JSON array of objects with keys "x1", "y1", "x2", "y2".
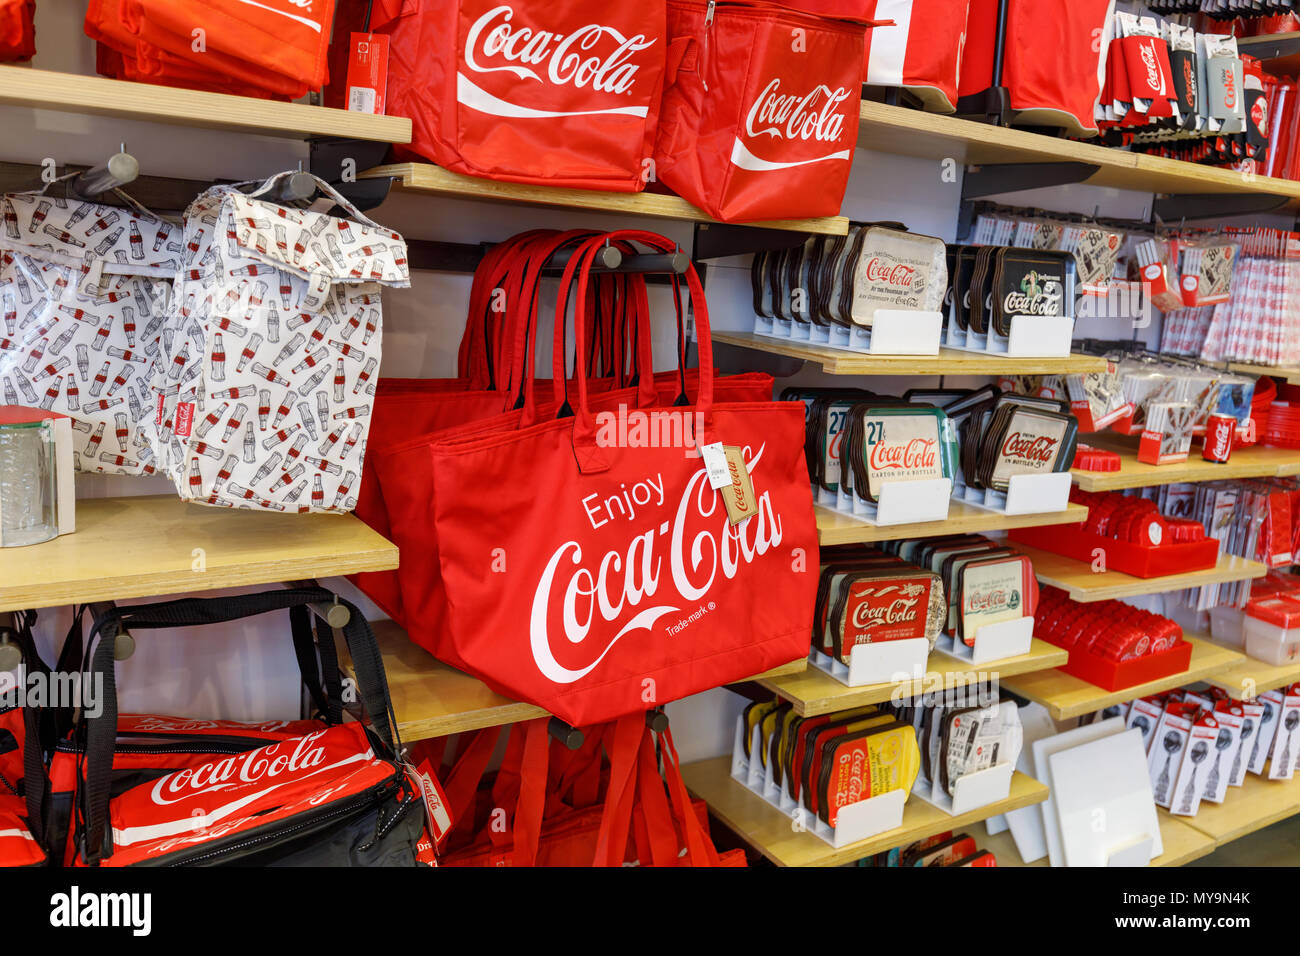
[
  {"x1": 372, "y1": 0, "x2": 668, "y2": 191},
  {"x1": 418, "y1": 231, "x2": 818, "y2": 726},
  {"x1": 653, "y1": 0, "x2": 877, "y2": 223}
]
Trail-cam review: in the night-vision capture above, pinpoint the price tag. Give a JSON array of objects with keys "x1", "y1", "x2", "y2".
[{"x1": 700, "y1": 441, "x2": 730, "y2": 490}]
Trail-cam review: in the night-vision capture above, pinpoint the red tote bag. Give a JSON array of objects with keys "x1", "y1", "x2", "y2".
[
  {"x1": 373, "y1": 0, "x2": 668, "y2": 191},
  {"x1": 423, "y1": 231, "x2": 818, "y2": 726},
  {"x1": 653, "y1": 0, "x2": 875, "y2": 223},
  {"x1": 999, "y1": 0, "x2": 1113, "y2": 136}
]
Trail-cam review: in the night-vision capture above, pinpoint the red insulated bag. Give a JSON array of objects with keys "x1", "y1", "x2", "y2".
[
  {"x1": 788, "y1": 0, "x2": 971, "y2": 113},
  {"x1": 372, "y1": 0, "x2": 668, "y2": 191},
  {"x1": 70, "y1": 590, "x2": 432, "y2": 867},
  {"x1": 653, "y1": 0, "x2": 874, "y2": 223},
  {"x1": 0, "y1": 613, "x2": 47, "y2": 866},
  {"x1": 417, "y1": 231, "x2": 818, "y2": 725}
]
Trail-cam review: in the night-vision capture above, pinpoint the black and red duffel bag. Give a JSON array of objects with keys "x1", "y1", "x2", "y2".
[
  {"x1": 1, "y1": 611, "x2": 48, "y2": 867},
  {"x1": 68, "y1": 588, "x2": 431, "y2": 867}
]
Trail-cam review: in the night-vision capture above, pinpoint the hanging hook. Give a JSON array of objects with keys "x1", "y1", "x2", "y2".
[{"x1": 71, "y1": 144, "x2": 139, "y2": 200}]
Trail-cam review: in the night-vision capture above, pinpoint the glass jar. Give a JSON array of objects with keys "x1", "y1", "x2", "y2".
[{"x1": 0, "y1": 420, "x2": 58, "y2": 547}]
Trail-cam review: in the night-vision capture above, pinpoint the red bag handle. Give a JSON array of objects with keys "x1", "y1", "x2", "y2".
[
  {"x1": 660, "y1": 726, "x2": 723, "y2": 866},
  {"x1": 592, "y1": 713, "x2": 645, "y2": 866},
  {"x1": 552, "y1": 231, "x2": 716, "y2": 474}
]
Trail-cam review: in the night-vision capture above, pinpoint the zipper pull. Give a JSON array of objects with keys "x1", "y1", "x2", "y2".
[{"x1": 701, "y1": 0, "x2": 715, "y2": 92}]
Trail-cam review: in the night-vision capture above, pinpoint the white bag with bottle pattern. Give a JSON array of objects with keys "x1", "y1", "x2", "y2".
[
  {"x1": 0, "y1": 186, "x2": 179, "y2": 475},
  {"x1": 150, "y1": 172, "x2": 408, "y2": 512}
]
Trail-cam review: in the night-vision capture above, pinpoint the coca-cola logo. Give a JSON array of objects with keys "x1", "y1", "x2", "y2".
[
  {"x1": 125, "y1": 717, "x2": 292, "y2": 733},
  {"x1": 1140, "y1": 43, "x2": 1163, "y2": 92},
  {"x1": 530, "y1": 446, "x2": 783, "y2": 684},
  {"x1": 460, "y1": 5, "x2": 656, "y2": 119},
  {"x1": 1003, "y1": 284, "x2": 1062, "y2": 316},
  {"x1": 967, "y1": 588, "x2": 1019, "y2": 613},
  {"x1": 867, "y1": 437, "x2": 936, "y2": 472},
  {"x1": 147, "y1": 732, "x2": 366, "y2": 806},
  {"x1": 863, "y1": 258, "x2": 916, "y2": 288},
  {"x1": 732, "y1": 79, "x2": 853, "y2": 172},
  {"x1": 1000, "y1": 431, "x2": 1059, "y2": 464},
  {"x1": 850, "y1": 595, "x2": 920, "y2": 630},
  {"x1": 1222, "y1": 67, "x2": 1236, "y2": 109},
  {"x1": 236, "y1": 0, "x2": 322, "y2": 32}
]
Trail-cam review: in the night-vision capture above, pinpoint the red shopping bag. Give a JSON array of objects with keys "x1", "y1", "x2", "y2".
[
  {"x1": 653, "y1": 0, "x2": 875, "y2": 223},
  {"x1": 441, "y1": 715, "x2": 745, "y2": 866},
  {"x1": 420, "y1": 231, "x2": 817, "y2": 726},
  {"x1": 372, "y1": 0, "x2": 668, "y2": 191},
  {"x1": 0, "y1": 0, "x2": 34, "y2": 62}
]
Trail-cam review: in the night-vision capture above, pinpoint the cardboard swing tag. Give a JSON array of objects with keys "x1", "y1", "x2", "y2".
[
  {"x1": 719, "y1": 445, "x2": 756, "y2": 526},
  {"x1": 404, "y1": 759, "x2": 454, "y2": 847}
]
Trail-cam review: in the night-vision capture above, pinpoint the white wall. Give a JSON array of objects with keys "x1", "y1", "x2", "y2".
[{"x1": 13, "y1": 6, "x2": 1183, "y2": 762}]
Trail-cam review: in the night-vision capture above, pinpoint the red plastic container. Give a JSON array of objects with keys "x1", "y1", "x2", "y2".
[
  {"x1": 1010, "y1": 522, "x2": 1220, "y2": 578},
  {"x1": 1050, "y1": 639, "x2": 1194, "y2": 692}
]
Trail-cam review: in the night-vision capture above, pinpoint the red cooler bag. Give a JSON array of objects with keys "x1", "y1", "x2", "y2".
[
  {"x1": 373, "y1": 0, "x2": 668, "y2": 191},
  {"x1": 653, "y1": 0, "x2": 873, "y2": 223},
  {"x1": 423, "y1": 231, "x2": 818, "y2": 726}
]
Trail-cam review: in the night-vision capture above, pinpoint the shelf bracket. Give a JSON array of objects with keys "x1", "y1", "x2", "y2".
[
  {"x1": 88, "y1": 602, "x2": 135, "y2": 661},
  {"x1": 961, "y1": 162, "x2": 1101, "y2": 199},
  {"x1": 309, "y1": 137, "x2": 392, "y2": 212},
  {"x1": 693, "y1": 222, "x2": 810, "y2": 261},
  {"x1": 1152, "y1": 192, "x2": 1291, "y2": 222}
]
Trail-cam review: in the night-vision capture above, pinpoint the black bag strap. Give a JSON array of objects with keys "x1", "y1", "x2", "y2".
[
  {"x1": 2, "y1": 611, "x2": 51, "y2": 848},
  {"x1": 77, "y1": 587, "x2": 398, "y2": 865},
  {"x1": 288, "y1": 604, "x2": 343, "y2": 725}
]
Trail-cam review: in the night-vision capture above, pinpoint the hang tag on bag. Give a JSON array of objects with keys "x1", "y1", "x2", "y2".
[
  {"x1": 346, "y1": 33, "x2": 390, "y2": 115},
  {"x1": 404, "y1": 759, "x2": 454, "y2": 847},
  {"x1": 719, "y1": 445, "x2": 756, "y2": 527}
]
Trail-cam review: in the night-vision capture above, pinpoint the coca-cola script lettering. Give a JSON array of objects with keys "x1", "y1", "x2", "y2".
[
  {"x1": 530, "y1": 445, "x2": 784, "y2": 684},
  {"x1": 460, "y1": 5, "x2": 658, "y2": 119},
  {"x1": 731, "y1": 79, "x2": 853, "y2": 171},
  {"x1": 1000, "y1": 431, "x2": 1059, "y2": 465}
]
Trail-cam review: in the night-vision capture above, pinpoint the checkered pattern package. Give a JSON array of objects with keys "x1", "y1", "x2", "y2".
[
  {"x1": 150, "y1": 172, "x2": 408, "y2": 512},
  {"x1": 0, "y1": 190, "x2": 179, "y2": 475}
]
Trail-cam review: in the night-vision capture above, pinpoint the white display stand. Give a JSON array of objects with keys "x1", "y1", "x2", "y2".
[
  {"x1": 953, "y1": 471, "x2": 1073, "y2": 516},
  {"x1": 816, "y1": 477, "x2": 953, "y2": 526},
  {"x1": 808, "y1": 640, "x2": 931, "y2": 689},
  {"x1": 934, "y1": 615, "x2": 1034, "y2": 667},
  {"x1": 1106, "y1": 835, "x2": 1156, "y2": 867},
  {"x1": 728, "y1": 715, "x2": 907, "y2": 849},
  {"x1": 917, "y1": 761, "x2": 1015, "y2": 816},
  {"x1": 752, "y1": 310, "x2": 943, "y2": 356},
  {"x1": 943, "y1": 313, "x2": 1075, "y2": 358}
]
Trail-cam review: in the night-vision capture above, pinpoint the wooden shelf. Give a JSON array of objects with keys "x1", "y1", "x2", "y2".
[
  {"x1": 1015, "y1": 545, "x2": 1267, "y2": 603},
  {"x1": 1228, "y1": 362, "x2": 1300, "y2": 385},
  {"x1": 1072, "y1": 435, "x2": 1300, "y2": 491},
  {"x1": 1177, "y1": 766, "x2": 1300, "y2": 848},
  {"x1": 363, "y1": 163, "x2": 848, "y2": 235},
  {"x1": 857, "y1": 99, "x2": 1300, "y2": 207},
  {"x1": 756, "y1": 640, "x2": 1068, "y2": 717},
  {"x1": 0, "y1": 65, "x2": 411, "y2": 143},
  {"x1": 977, "y1": 812, "x2": 1217, "y2": 867},
  {"x1": 712, "y1": 331, "x2": 1109, "y2": 376},
  {"x1": 816, "y1": 500, "x2": 1089, "y2": 546},
  {"x1": 368, "y1": 619, "x2": 809, "y2": 741},
  {"x1": 1237, "y1": 32, "x2": 1300, "y2": 76},
  {"x1": 1001, "y1": 636, "x2": 1244, "y2": 720},
  {"x1": 682, "y1": 756, "x2": 1046, "y2": 866},
  {"x1": 1205, "y1": 654, "x2": 1300, "y2": 700},
  {"x1": 0, "y1": 494, "x2": 397, "y2": 612}
]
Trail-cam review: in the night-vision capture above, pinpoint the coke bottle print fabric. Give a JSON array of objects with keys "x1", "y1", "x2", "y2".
[
  {"x1": 0, "y1": 192, "x2": 180, "y2": 476},
  {"x1": 148, "y1": 172, "x2": 409, "y2": 513}
]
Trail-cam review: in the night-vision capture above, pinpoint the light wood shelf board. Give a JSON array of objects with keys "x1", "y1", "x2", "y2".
[
  {"x1": 0, "y1": 65, "x2": 411, "y2": 142},
  {"x1": 1016, "y1": 546, "x2": 1267, "y2": 603},
  {"x1": 816, "y1": 500, "x2": 1088, "y2": 546},
  {"x1": 0, "y1": 494, "x2": 398, "y2": 612},
  {"x1": 681, "y1": 755, "x2": 1047, "y2": 866},
  {"x1": 364, "y1": 163, "x2": 848, "y2": 235},
  {"x1": 711, "y1": 331, "x2": 1109, "y2": 376},
  {"x1": 1000, "y1": 636, "x2": 1245, "y2": 720},
  {"x1": 757, "y1": 640, "x2": 1068, "y2": 717}
]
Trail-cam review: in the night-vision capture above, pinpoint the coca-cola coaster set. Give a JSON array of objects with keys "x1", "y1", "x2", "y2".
[
  {"x1": 906, "y1": 387, "x2": 1078, "y2": 515},
  {"x1": 942, "y1": 244, "x2": 1076, "y2": 357},
  {"x1": 750, "y1": 224, "x2": 946, "y2": 355}
]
